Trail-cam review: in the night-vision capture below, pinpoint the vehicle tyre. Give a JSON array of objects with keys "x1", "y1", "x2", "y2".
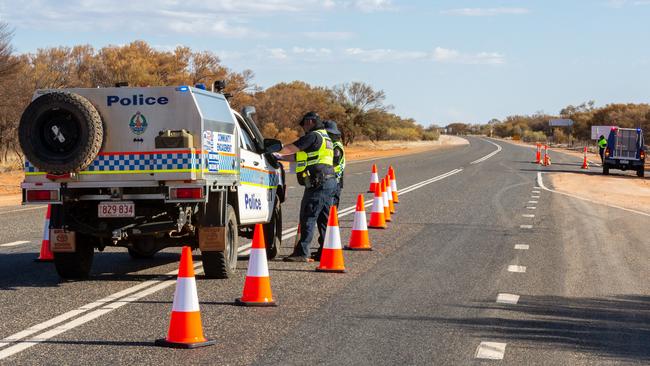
[
  {"x1": 603, "y1": 166, "x2": 609, "y2": 175},
  {"x1": 53, "y1": 234, "x2": 95, "y2": 280},
  {"x1": 201, "y1": 204, "x2": 238, "y2": 279},
  {"x1": 637, "y1": 168, "x2": 645, "y2": 177},
  {"x1": 128, "y1": 237, "x2": 157, "y2": 259},
  {"x1": 263, "y1": 196, "x2": 282, "y2": 259},
  {"x1": 19, "y1": 92, "x2": 104, "y2": 174}
]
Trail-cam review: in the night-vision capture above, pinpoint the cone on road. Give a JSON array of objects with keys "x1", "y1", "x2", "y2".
[
  {"x1": 368, "y1": 183, "x2": 387, "y2": 229},
  {"x1": 389, "y1": 166, "x2": 399, "y2": 204},
  {"x1": 368, "y1": 164, "x2": 379, "y2": 193},
  {"x1": 316, "y1": 205, "x2": 346, "y2": 273},
  {"x1": 535, "y1": 143, "x2": 541, "y2": 164},
  {"x1": 236, "y1": 224, "x2": 277, "y2": 307},
  {"x1": 543, "y1": 145, "x2": 551, "y2": 166},
  {"x1": 345, "y1": 194, "x2": 372, "y2": 251},
  {"x1": 35, "y1": 204, "x2": 54, "y2": 262},
  {"x1": 581, "y1": 146, "x2": 589, "y2": 169},
  {"x1": 381, "y1": 179, "x2": 392, "y2": 222},
  {"x1": 155, "y1": 246, "x2": 215, "y2": 349},
  {"x1": 385, "y1": 176, "x2": 395, "y2": 214}
]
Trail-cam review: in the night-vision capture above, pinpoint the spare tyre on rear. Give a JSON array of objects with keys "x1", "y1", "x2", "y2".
[{"x1": 19, "y1": 92, "x2": 104, "y2": 174}]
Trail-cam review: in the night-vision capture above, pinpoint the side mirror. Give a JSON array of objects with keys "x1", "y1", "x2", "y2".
[
  {"x1": 264, "y1": 138, "x2": 282, "y2": 153},
  {"x1": 242, "y1": 106, "x2": 256, "y2": 121}
]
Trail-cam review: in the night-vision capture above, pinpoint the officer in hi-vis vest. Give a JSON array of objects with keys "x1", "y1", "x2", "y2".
[
  {"x1": 323, "y1": 120, "x2": 345, "y2": 208},
  {"x1": 273, "y1": 112, "x2": 336, "y2": 262}
]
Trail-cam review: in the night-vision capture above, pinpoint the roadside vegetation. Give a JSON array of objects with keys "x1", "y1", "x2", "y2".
[
  {"x1": 447, "y1": 101, "x2": 650, "y2": 144},
  {"x1": 0, "y1": 22, "x2": 438, "y2": 168}
]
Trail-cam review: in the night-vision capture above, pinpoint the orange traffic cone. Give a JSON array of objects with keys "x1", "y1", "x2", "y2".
[
  {"x1": 368, "y1": 164, "x2": 379, "y2": 193},
  {"x1": 535, "y1": 143, "x2": 541, "y2": 164},
  {"x1": 581, "y1": 146, "x2": 589, "y2": 169},
  {"x1": 35, "y1": 205, "x2": 54, "y2": 262},
  {"x1": 155, "y1": 246, "x2": 215, "y2": 349},
  {"x1": 236, "y1": 224, "x2": 277, "y2": 306},
  {"x1": 381, "y1": 179, "x2": 392, "y2": 222},
  {"x1": 345, "y1": 194, "x2": 372, "y2": 251},
  {"x1": 389, "y1": 166, "x2": 399, "y2": 204},
  {"x1": 316, "y1": 205, "x2": 346, "y2": 272},
  {"x1": 385, "y1": 176, "x2": 395, "y2": 214},
  {"x1": 543, "y1": 145, "x2": 551, "y2": 166},
  {"x1": 368, "y1": 183, "x2": 387, "y2": 229}
]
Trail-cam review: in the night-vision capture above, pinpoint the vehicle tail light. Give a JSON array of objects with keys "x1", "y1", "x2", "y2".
[
  {"x1": 641, "y1": 150, "x2": 645, "y2": 160},
  {"x1": 170, "y1": 187, "x2": 203, "y2": 199},
  {"x1": 604, "y1": 148, "x2": 610, "y2": 158},
  {"x1": 26, "y1": 190, "x2": 59, "y2": 202}
]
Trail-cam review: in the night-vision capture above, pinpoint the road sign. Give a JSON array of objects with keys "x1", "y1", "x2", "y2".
[
  {"x1": 591, "y1": 125, "x2": 617, "y2": 140},
  {"x1": 549, "y1": 119, "x2": 574, "y2": 127}
]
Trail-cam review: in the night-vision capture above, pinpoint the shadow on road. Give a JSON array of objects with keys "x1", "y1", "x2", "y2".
[
  {"x1": 356, "y1": 295, "x2": 650, "y2": 362},
  {"x1": 0, "y1": 251, "x2": 182, "y2": 290}
]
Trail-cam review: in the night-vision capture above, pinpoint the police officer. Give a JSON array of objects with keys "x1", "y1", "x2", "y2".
[
  {"x1": 598, "y1": 134, "x2": 607, "y2": 162},
  {"x1": 274, "y1": 112, "x2": 337, "y2": 262},
  {"x1": 323, "y1": 120, "x2": 345, "y2": 208}
]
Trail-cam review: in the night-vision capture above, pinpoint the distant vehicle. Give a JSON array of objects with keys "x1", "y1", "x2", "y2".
[
  {"x1": 602, "y1": 127, "x2": 645, "y2": 177},
  {"x1": 19, "y1": 82, "x2": 286, "y2": 279}
]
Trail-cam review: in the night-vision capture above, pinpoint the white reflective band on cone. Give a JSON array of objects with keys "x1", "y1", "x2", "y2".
[
  {"x1": 352, "y1": 211, "x2": 367, "y2": 230},
  {"x1": 382, "y1": 191, "x2": 389, "y2": 207},
  {"x1": 391, "y1": 179, "x2": 397, "y2": 191},
  {"x1": 370, "y1": 173, "x2": 379, "y2": 183},
  {"x1": 43, "y1": 219, "x2": 50, "y2": 240},
  {"x1": 171, "y1": 277, "x2": 200, "y2": 312},
  {"x1": 371, "y1": 198, "x2": 383, "y2": 213},
  {"x1": 323, "y1": 226, "x2": 341, "y2": 249},
  {"x1": 246, "y1": 248, "x2": 269, "y2": 277}
]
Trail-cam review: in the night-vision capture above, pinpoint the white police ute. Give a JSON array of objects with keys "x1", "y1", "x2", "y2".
[{"x1": 19, "y1": 81, "x2": 286, "y2": 280}]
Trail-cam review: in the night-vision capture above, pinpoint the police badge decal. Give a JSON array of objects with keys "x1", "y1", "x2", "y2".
[{"x1": 129, "y1": 111, "x2": 148, "y2": 135}]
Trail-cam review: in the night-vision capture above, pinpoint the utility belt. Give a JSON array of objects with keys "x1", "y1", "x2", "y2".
[{"x1": 297, "y1": 170, "x2": 336, "y2": 189}]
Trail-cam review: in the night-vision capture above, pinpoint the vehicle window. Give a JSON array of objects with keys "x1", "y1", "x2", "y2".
[{"x1": 236, "y1": 115, "x2": 256, "y2": 151}]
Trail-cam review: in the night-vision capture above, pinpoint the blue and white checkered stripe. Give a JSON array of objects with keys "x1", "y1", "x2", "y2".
[{"x1": 25, "y1": 151, "x2": 199, "y2": 173}]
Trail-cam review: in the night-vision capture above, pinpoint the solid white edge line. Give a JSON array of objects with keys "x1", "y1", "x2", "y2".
[
  {"x1": 0, "y1": 241, "x2": 30, "y2": 247},
  {"x1": 0, "y1": 206, "x2": 47, "y2": 215},
  {"x1": 507, "y1": 265, "x2": 526, "y2": 273},
  {"x1": 536, "y1": 172, "x2": 650, "y2": 217}
]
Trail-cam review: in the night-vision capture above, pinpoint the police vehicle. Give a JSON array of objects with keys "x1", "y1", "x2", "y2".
[
  {"x1": 602, "y1": 127, "x2": 645, "y2": 177},
  {"x1": 19, "y1": 82, "x2": 286, "y2": 279}
]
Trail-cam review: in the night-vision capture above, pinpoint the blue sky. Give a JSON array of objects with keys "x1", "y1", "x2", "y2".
[{"x1": 1, "y1": 0, "x2": 650, "y2": 126}]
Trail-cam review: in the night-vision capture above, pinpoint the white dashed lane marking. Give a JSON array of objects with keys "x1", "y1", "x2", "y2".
[
  {"x1": 531, "y1": 195, "x2": 540, "y2": 199},
  {"x1": 496, "y1": 293, "x2": 520, "y2": 304},
  {"x1": 514, "y1": 244, "x2": 529, "y2": 250},
  {"x1": 532, "y1": 190, "x2": 540, "y2": 194},
  {"x1": 475, "y1": 342, "x2": 506, "y2": 360},
  {"x1": 528, "y1": 200, "x2": 538, "y2": 204},
  {"x1": 0, "y1": 241, "x2": 30, "y2": 248},
  {"x1": 508, "y1": 265, "x2": 526, "y2": 273},
  {"x1": 520, "y1": 225, "x2": 533, "y2": 229},
  {"x1": 522, "y1": 214, "x2": 534, "y2": 218},
  {"x1": 526, "y1": 206, "x2": 536, "y2": 210}
]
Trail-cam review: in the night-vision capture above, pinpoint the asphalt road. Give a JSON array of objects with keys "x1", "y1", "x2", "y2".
[{"x1": 0, "y1": 137, "x2": 647, "y2": 365}]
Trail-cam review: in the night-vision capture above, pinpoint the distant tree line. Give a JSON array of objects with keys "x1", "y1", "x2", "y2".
[
  {"x1": 0, "y1": 23, "x2": 438, "y2": 164},
  {"x1": 480, "y1": 101, "x2": 650, "y2": 143}
]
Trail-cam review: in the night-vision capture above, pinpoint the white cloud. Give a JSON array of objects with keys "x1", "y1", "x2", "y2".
[
  {"x1": 267, "y1": 48, "x2": 289, "y2": 60},
  {"x1": 0, "y1": 0, "x2": 384, "y2": 38},
  {"x1": 346, "y1": 47, "x2": 505, "y2": 65},
  {"x1": 292, "y1": 47, "x2": 332, "y2": 56},
  {"x1": 303, "y1": 31, "x2": 355, "y2": 41},
  {"x1": 442, "y1": 7, "x2": 530, "y2": 16},
  {"x1": 352, "y1": 0, "x2": 393, "y2": 12}
]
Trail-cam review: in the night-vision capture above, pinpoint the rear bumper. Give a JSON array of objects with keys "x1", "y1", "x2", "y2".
[{"x1": 603, "y1": 158, "x2": 644, "y2": 170}]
